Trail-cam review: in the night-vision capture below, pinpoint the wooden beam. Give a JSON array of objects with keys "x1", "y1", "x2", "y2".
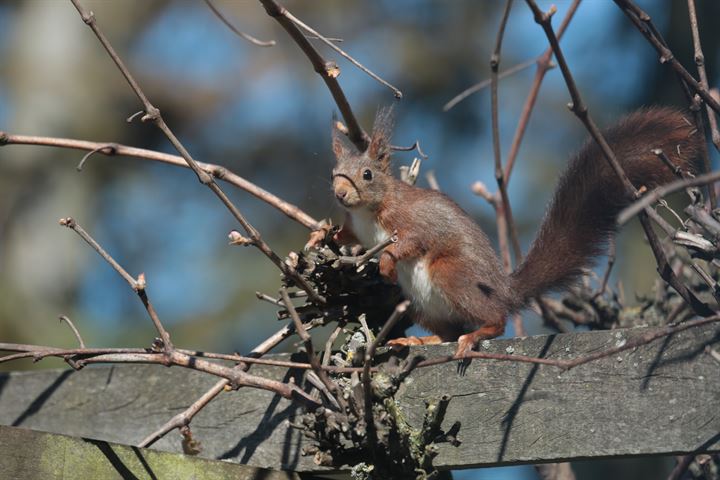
[
  {"x1": 0, "y1": 324, "x2": 718, "y2": 472},
  {"x1": 0, "y1": 425, "x2": 300, "y2": 479}
]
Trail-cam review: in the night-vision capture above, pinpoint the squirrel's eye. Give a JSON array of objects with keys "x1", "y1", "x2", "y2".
[{"x1": 362, "y1": 169, "x2": 373, "y2": 181}]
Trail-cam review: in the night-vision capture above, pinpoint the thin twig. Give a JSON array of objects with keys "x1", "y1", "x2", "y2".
[
  {"x1": 58, "y1": 315, "x2": 85, "y2": 348},
  {"x1": 255, "y1": 291, "x2": 284, "y2": 306},
  {"x1": 653, "y1": 148, "x2": 688, "y2": 179},
  {"x1": 76, "y1": 143, "x2": 116, "y2": 171},
  {"x1": 338, "y1": 233, "x2": 397, "y2": 267},
  {"x1": 491, "y1": 0, "x2": 522, "y2": 263},
  {"x1": 526, "y1": 2, "x2": 635, "y2": 194},
  {"x1": 258, "y1": 0, "x2": 369, "y2": 151},
  {"x1": 706, "y1": 345, "x2": 720, "y2": 364},
  {"x1": 707, "y1": 87, "x2": 720, "y2": 153},
  {"x1": 280, "y1": 288, "x2": 344, "y2": 410},
  {"x1": 415, "y1": 315, "x2": 720, "y2": 370},
  {"x1": 69, "y1": 0, "x2": 325, "y2": 304},
  {"x1": 473, "y1": 181, "x2": 513, "y2": 272},
  {"x1": 323, "y1": 322, "x2": 345, "y2": 367},
  {"x1": 0, "y1": 132, "x2": 319, "y2": 230},
  {"x1": 203, "y1": 0, "x2": 276, "y2": 47},
  {"x1": 613, "y1": 0, "x2": 720, "y2": 116},
  {"x1": 618, "y1": 170, "x2": 720, "y2": 225},
  {"x1": 362, "y1": 301, "x2": 410, "y2": 453},
  {"x1": 0, "y1": 341, "x2": 367, "y2": 373},
  {"x1": 390, "y1": 141, "x2": 428, "y2": 159},
  {"x1": 0, "y1": 341, "x2": 320, "y2": 408},
  {"x1": 691, "y1": 262, "x2": 720, "y2": 302},
  {"x1": 444, "y1": 57, "x2": 537, "y2": 112},
  {"x1": 3, "y1": 316, "x2": 718, "y2": 378},
  {"x1": 505, "y1": 0, "x2": 581, "y2": 182},
  {"x1": 594, "y1": 237, "x2": 616, "y2": 298},
  {"x1": 687, "y1": 0, "x2": 719, "y2": 208},
  {"x1": 0, "y1": 345, "x2": 149, "y2": 364},
  {"x1": 282, "y1": 9, "x2": 402, "y2": 99},
  {"x1": 139, "y1": 322, "x2": 306, "y2": 448},
  {"x1": 526, "y1": 0, "x2": 713, "y2": 317},
  {"x1": 59, "y1": 217, "x2": 173, "y2": 350}
]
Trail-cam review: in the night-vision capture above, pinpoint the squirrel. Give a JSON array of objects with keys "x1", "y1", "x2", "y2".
[{"x1": 324, "y1": 107, "x2": 700, "y2": 356}]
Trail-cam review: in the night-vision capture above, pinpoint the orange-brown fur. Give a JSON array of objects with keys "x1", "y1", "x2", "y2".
[{"x1": 327, "y1": 107, "x2": 701, "y2": 356}]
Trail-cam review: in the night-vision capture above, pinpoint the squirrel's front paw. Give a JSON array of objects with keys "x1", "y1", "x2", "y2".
[
  {"x1": 304, "y1": 229, "x2": 327, "y2": 251},
  {"x1": 304, "y1": 221, "x2": 335, "y2": 251}
]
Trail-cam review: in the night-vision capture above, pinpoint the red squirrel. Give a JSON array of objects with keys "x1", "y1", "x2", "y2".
[{"x1": 327, "y1": 107, "x2": 700, "y2": 356}]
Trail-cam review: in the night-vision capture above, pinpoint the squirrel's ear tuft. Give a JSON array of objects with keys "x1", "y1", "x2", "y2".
[
  {"x1": 331, "y1": 116, "x2": 353, "y2": 161},
  {"x1": 368, "y1": 106, "x2": 394, "y2": 172}
]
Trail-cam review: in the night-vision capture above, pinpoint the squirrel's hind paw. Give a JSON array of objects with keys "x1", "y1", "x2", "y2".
[
  {"x1": 456, "y1": 324, "x2": 505, "y2": 357},
  {"x1": 386, "y1": 335, "x2": 443, "y2": 348}
]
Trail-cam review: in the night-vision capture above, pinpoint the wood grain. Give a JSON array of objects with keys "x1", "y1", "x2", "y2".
[
  {"x1": 0, "y1": 425, "x2": 300, "y2": 479},
  {"x1": 1, "y1": 324, "x2": 718, "y2": 472}
]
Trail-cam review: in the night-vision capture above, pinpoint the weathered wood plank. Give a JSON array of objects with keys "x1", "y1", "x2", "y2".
[
  {"x1": 0, "y1": 324, "x2": 718, "y2": 472},
  {"x1": 0, "y1": 425, "x2": 300, "y2": 480}
]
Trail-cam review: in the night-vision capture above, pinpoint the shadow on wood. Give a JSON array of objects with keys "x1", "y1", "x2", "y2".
[{"x1": 0, "y1": 324, "x2": 718, "y2": 473}]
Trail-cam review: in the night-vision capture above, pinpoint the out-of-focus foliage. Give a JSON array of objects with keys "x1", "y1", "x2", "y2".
[{"x1": 0, "y1": 2, "x2": 718, "y2": 478}]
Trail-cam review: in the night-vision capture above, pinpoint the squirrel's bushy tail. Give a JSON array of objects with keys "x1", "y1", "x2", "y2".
[{"x1": 511, "y1": 107, "x2": 702, "y2": 302}]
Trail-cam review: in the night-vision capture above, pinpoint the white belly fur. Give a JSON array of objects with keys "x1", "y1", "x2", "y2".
[
  {"x1": 349, "y1": 210, "x2": 451, "y2": 321},
  {"x1": 397, "y1": 259, "x2": 451, "y2": 321},
  {"x1": 349, "y1": 209, "x2": 390, "y2": 247}
]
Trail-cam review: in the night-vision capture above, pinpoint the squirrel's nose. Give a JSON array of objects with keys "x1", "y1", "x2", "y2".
[{"x1": 335, "y1": 189, "x2": 348, "y2": 201}]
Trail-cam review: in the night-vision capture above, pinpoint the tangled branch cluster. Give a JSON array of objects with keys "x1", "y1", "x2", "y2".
[{"x1": 2, "y1": 1, "x2": 720, "y2": 478}]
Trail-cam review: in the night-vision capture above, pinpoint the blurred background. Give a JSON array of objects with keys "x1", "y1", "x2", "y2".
[{"x1": 0, "y1": 1, "x2": 718, "y2": 479}]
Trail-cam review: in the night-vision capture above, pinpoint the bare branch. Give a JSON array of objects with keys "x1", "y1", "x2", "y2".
[
  {"x1": 281, "y1": 9, "x2": 402, "y2": 98},
  {"x1": 444, "y1": 57, "x2": 537, "y2": 112},
  {"x1": 76, "y1": 142, "x2": 116, "y2": 171},
  {"x1": 444, "y1": 0, "x2": 579, "y2": 117},
  {"x1": 415, "y1": 315, "x2": 720, "y2": 370},
  {"x1": 525, "y1": 0, "x2": 714, "y2": 317},
  {"x1": 390, "y1": 141, "x2": 428, "y2": 159},
  {"x1": 362, "y1": 301, "x2": 410, "y2": 452},
  {"x1": 614, "y1": 0, "x2": 720, "y2": 116},
  {"x1": 0, "y1": 134, "x2": 318, "y2": 227},
  {"x1": 280, "y1": 288, "x2": 345, "y2": 410},
  {"x1": 258, "y1": 0, "x2": 369, "y2": 151},
  {"x1": 491, "y1": 0, "x2": 522, "y2": 263},
  {"x1": 618, "y1": 170, "x2": 720, "y2": 225},
  {"x1": 687, "y1": 0, "x2": 719, "y2": 206},
  {"x1": 594, "y1": 237, "x2": 616, "y2": 298},
  {"x1": 504, "y1": 0, "x2": 581, "y2": 182},
  {"x1": 59, "y1": 217, "x2": 174, "y2": 349},
  {"x1": 338, "y1": 233, "x2": 397, "y2": 267},
  {"x1": 68, "y1": 0, "x2": 325, "y2": 304},
  {"x1": 203, "y1": 0, "x2": 276, "y2": 47},
  {"x1": 138, "y1": 321, "x2": 308, "y2": 448},
  {"x1": 58, "y1": 315, "x2": 85, "y2": 348}
]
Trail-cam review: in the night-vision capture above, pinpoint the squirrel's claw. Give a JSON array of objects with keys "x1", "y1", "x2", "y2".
[
  {"x1": 304, "y1": 223, "x2": 334, "y2": 251},
  {"x1": 304, "y1": 229, "x2": 327, "y2": 251},
  {"x1": 455, "y1": 334, "x2": 477, "y2": 358}
]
